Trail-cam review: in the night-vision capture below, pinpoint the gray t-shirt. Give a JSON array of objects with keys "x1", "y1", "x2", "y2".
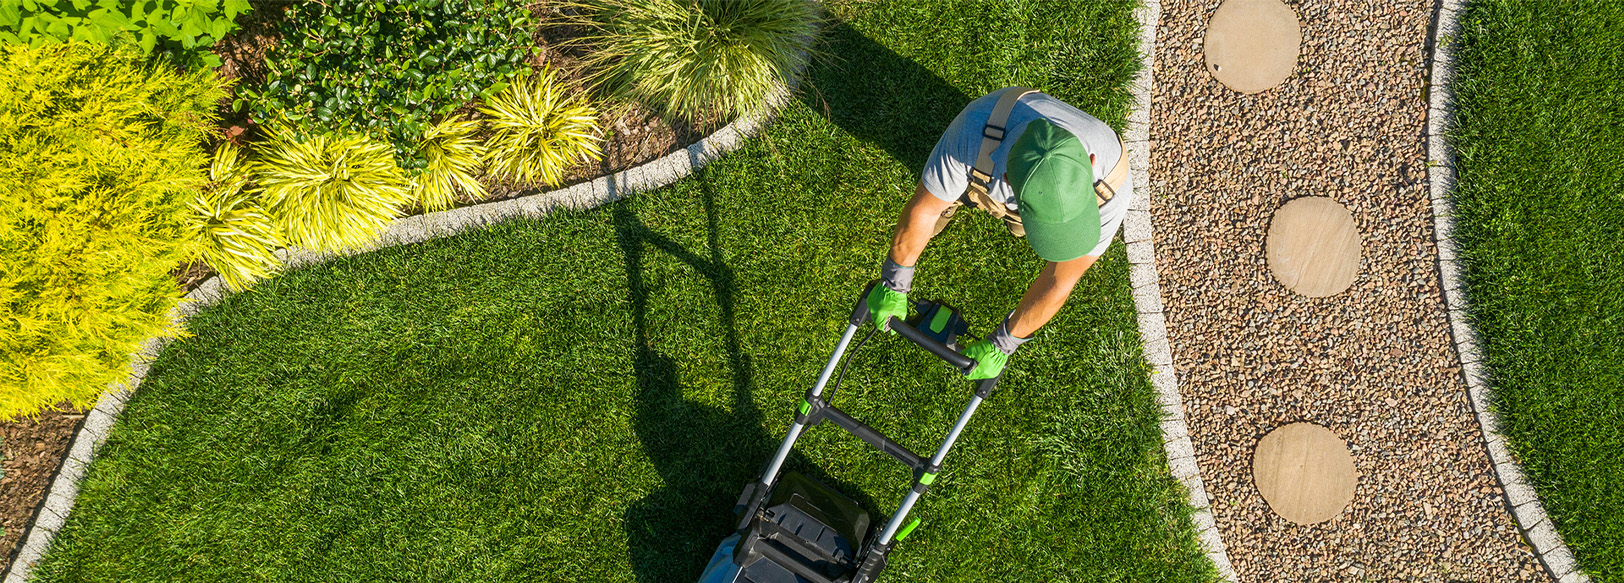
[{"x1": 921, "y1": 88, "x2": 1133, "y2": 257}]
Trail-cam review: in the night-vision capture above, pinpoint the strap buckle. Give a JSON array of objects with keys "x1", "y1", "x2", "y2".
[
  {"x1": 981, "y1": 123, "x2": 1005, "y2": 141},
  {"x1": 1094, "y1": 178, "x2": 1117, "y2": 205},
  {"x1": 968, "y1": 167, "x2": 992, "y2": 187},
  {"x1": 966, "y1": 181, "x2": 989, "y2": 201}
]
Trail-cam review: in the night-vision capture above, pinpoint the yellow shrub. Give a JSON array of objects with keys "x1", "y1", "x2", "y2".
[
  {"x1": 189, "y1": 144, "x2": 283, "y2": 291},
  {"x1": 0, "y1": 42, "x2": 226, "y2": 419},
  {"x1": 254, "y1": 126, "x2": 413, "y2": 253},
  {"x1": 412, "y1": 117, "x2": 489, "y2": 212},
  {"x1": 480, "y1": 67, "x2": 603, "y2": 187}
]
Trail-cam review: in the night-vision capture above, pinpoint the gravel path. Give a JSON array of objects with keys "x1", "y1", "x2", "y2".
[{"x1": 1147, "y1": 0, "x2": 1546, "y2": 580}]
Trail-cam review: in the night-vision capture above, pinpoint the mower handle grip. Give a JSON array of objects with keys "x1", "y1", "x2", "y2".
[
  {"x1": 850, "y1": 280, "x2": 978, "y2": 375},
  {"x1": 888, "y1": 315, "x2": 976, "y2": 374}
]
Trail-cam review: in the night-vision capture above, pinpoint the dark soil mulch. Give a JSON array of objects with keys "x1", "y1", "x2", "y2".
[{"x1": 0, "y1": 405, "x2": 84, "y2": 570}]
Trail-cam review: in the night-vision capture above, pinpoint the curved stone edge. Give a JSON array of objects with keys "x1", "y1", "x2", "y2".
[
  {"x1": 1426, "y1": 1, "x2": 1590, "y2": 582},
  {"x1": 1125, "y1": 1, "x2": 1237, "y2": 580},
  {"x1": 0, "y1": 79, "x2": 797, "y2": 583}
]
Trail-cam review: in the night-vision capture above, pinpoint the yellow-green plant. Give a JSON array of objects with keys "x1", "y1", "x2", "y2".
[
  {"x1": 571, "y1": 0, "x2": 818, "y2": 123},
  {"x1": 0, "y1": 41, "x2": 225, "y2": 420},
  {"x1": 480, "y1": 67, "x2": 603, "y2": 187},
  {"x1": 187, "y1": 144, "x2": 283, "y2": 291},
  {"x1": 412, "y1": 117, "x2": 488, "y2": 212},
  {"x1": 255, "y1": 127, "x2": 413, "y2": 253}
]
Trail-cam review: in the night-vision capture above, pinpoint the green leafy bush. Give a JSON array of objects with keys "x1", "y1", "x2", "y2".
[
  {"x1": 412, "y1": 117, "x2": 488, "y2": 211},
  {"x1": 0, "y1": 41, "x2": 225, "y2": 420},
  {"x1": 241, "y1": 0, "x2": 535, "y2": 171},
  {"x1": 254, "y1": 126, "x2": 413, "y2": 253},
  {"x1": 480, "y1": 67, "x2": 603, "y2": 187},
  {"x1": 188, "y1": 144, "x2": 282, "y2": 291},
  {"x1": 572, "y1": 0, "x2": 818, "y2": 123},
  {"x1": 0, "y1": 0, "x2": 251, "y2": 67}
]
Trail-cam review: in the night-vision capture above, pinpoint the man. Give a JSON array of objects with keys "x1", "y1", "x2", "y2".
[{"x1": 867, "y1": 86, "x2": 1132, "y2": 380}]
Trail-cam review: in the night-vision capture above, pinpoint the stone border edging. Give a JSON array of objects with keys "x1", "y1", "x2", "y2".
[
  {"x1": 1123, "y1": 1, "x2": 1238, "y2": 580},
  {"x1": 0, "y1": 81, "x2": 795, "y2": 583},
  {"x1": 1425, "y1": 1, "x2": 1590, "y2": 581}
]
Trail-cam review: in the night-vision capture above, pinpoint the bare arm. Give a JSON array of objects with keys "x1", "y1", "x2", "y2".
[
  {"x1": 887, "y1": 181, "x2": 955, "y2": 266},
  {"x1": 1007, "y1": 254, "x2": 1099, "y2": 338}
]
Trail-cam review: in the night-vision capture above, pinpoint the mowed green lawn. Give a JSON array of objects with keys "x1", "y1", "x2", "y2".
[
  {"x1": 1451, "y1": 1, "x2": 1624, "y2": 580},
  {"x1": 33, "y1": 2, "x2": 1215, "y2": 582}
]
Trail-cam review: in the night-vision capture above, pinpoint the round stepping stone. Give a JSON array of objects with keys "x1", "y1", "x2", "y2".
[
  {"x1": 1266, "y1": 196, "x2": 1361, "y2": 297},
  {"x1": 1252, "y1": 422, "x2": 1357, "y2": 525},
  {"x1": 1203, "y1": 0, "x2": 1302, "y2": 94}
]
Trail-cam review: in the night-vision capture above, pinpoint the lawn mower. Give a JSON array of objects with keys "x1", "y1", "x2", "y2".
[{"x1": 698, "y1": 281, "x2": 1002, "y2": 583}]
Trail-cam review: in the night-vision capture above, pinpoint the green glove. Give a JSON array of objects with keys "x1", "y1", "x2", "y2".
[
  {"x1": 963, "y1": 339, "x2": 1009, "y2": 380},
  {"x1": 867, "y1": 284, "x2": 907, "y2": 333}
]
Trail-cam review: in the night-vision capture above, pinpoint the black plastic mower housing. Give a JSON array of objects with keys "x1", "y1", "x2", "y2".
[{"x1": 732, "y1": 472, "x2": 871, "y2": 583}]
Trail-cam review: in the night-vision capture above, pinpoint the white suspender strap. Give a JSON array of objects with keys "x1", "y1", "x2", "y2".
[
  {"x1": 966, "y1": 87, "x2": 1126, "y2": 210},
  {"x1": 967, "y1": 87, "x2": 1038, "y2": 200}
]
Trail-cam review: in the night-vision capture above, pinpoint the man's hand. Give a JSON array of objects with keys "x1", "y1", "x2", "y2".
[
  {"x1": 870, "y1": 254, "x2": 916, "y2": 333},
  {"x1": 963, "y1": 339, "x2": 1008, "y2": 380},
  {"x1": 867, "y1": 284, "x2": 908, "y2": 333},
  {"x1": 868, "y1": 183, "x2": 947, "y2": 335},
  {"x1": 964, "y1": 312, "x2": 1030, "y2": 379}
]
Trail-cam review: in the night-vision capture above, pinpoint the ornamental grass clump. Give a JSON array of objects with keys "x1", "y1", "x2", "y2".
[
  {"x1": 480, "y1": 67, "x2": 603, "y2": 187},
  {"x1": 0, "y1": 41, "x2": 225, "y2": 420},
  {"x1": 412, "y1": 117, "x2": 489, "y2": 212},
  {"x1": 187, "y1": 144, "x2": 283, "y2": 291},
  {"x1": 254, "y1": 127, "x2": 413, "y2": 253},
  {"x1": 573, "y1": 0, "x2": 818, "y2": 123}
]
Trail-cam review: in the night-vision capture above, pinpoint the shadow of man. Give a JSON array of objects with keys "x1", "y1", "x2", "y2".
[
  {"x1": 617, "y1": 21, "x2": 973, "y2": 582},
  {"x1": 616, "y1": 176, "x2": 892, "y2": 582},
  {"x1": 613, "y1": 183, "x2": 772, "y2": 582}
]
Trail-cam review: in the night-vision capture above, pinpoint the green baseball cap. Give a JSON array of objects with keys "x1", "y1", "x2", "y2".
[{"x1": 1007, "y1": 120, "x2": 1098, "y2": 262}]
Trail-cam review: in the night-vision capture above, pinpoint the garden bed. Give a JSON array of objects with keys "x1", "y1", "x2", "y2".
[
  {"x1": 1, "y1": 0, "x2": 714, "y2": 567},
  {"x1": 190, "y1": 0, "x2": 712, "y2": 284},
  {"x1": 215, "y1": 1, "x2": 707, "y2": 204}
]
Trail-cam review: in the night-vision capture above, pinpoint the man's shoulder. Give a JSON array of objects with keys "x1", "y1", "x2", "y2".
[{"x1": 959, "y1": 88, "x2": 1096, "y2": 129}]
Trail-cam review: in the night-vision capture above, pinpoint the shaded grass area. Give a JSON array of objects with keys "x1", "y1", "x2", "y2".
[
  {"x1": 34, "y1": 2, "x2": 1214, "y2": 581},
  {"x1": 1451, "y1": 1, "x2": 1624, "y2": 579}
]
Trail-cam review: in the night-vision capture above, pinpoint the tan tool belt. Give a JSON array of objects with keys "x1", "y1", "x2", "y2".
[
  {"x1": 964, "y1": 87, "x2": 1130, "y2": 237},
  {"x1": 964, "y1": 182, "x2": 1025, "y2": 236}
]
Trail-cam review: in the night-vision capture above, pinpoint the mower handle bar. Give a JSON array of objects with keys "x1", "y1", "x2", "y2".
[
  {"x1": 850, "y1": 280, "x2": 976, "y2": 374},
  {"x1": 887, "y1": 315, "x2": 976, "y2": 373}
]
